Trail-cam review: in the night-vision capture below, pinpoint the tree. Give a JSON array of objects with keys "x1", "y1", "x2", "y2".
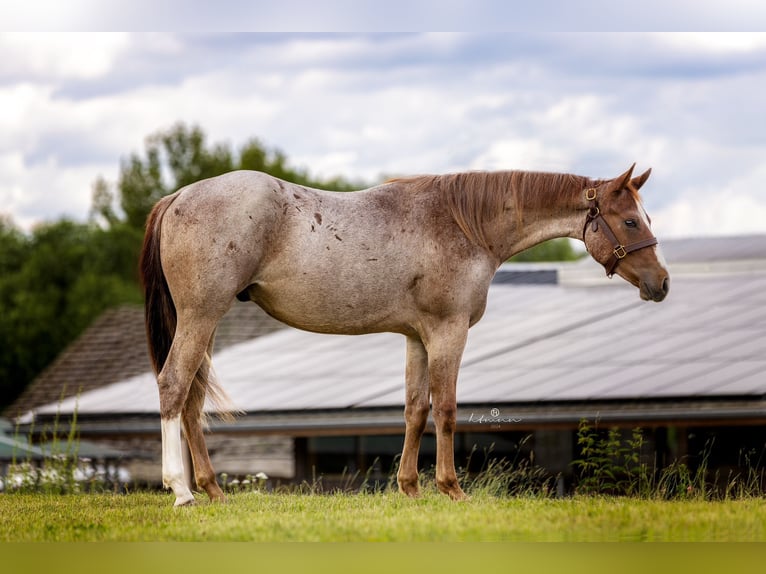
[
  {"x1": 509, "y1": 238, "x2": 584, "y2": 263},
  {"x1": 0, "y1": 218, "x2": 144, "y2": 410},
  {"x1": 0, "y1": 215, "x2": 28, "y2": 270},
  {"x1": 91, "y1": 122, "x2": 360, "y2": 231},
  {"x1": 0, "y1": 217, "x2": 32, "y2": 407}
]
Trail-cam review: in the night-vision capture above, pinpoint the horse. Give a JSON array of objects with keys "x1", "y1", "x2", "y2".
[{"x1": 139, "y1": 163, "x2": 669, "y2": 506}]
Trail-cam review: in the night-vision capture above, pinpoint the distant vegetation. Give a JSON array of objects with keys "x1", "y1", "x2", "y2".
[{"x1": 508, "y1": 238, "x2": 583, "y2": 263}]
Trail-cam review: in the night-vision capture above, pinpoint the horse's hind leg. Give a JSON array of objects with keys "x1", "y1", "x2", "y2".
[
  {"x1": 397, "y1": 336, "x2": 429, "y2": 497},
  {"x1": 159, "y1": 312, "x2": 219, "y2": 506},
  {"x1": 181, "y1": 335, "x2": 225, "y2": 503}
]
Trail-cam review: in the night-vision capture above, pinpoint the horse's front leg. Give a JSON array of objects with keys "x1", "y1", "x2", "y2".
[
  {"x1": 426, "y1": 319, "x2": 469, "y2": 501},
  {"x1": 397, "y1": 336, "x2": 429, "y2": 497}
]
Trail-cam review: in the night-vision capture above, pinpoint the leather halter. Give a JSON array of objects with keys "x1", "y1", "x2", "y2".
[{"x1": 582, "y1": 187, "x2": 658, "y2": 277}]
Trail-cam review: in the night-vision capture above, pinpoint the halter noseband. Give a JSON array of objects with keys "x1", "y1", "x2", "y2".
[{"x1": 582, "y1": 187, "x2": 658, "y2": 277}]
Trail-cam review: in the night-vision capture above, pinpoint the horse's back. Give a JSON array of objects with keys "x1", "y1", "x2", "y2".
[
  {"x1": 167, "y1": 170, "x2": 285, "y2": 219},
  {"x1": 158, "y1": 170, "x2": 494, "y2": 336}
]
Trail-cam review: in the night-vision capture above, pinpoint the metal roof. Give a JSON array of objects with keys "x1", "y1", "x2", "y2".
[
  {"x1": 658, "y1": 234, "x2": 766, "y2": 264},
  {"x1": 25, "y1": 264, "x2": 766, "y2": 422},
  {"x1": 4, "y1": 301, "x2": 284, "y2": 419}
]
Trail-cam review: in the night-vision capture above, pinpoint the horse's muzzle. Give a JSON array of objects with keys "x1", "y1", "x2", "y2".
[{"x1": 640, "y1": 275, "x2": 670, "y2": 302}]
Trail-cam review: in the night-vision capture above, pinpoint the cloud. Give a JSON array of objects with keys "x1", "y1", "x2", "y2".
[
  {"x1": 5, "y1": 1, "x2": 766, "y2": 32},
  {"x1": 0, "y1": 152, "x2": 108, "y2": 230},
  {"x1": 0, "y1": 33, "x2": 130, "y2": 81},
  {"x1": 659, "y1": 32, "x2": 766, "y2": 54},
  {"x1": 1, "y1": 32, "x2": 766, "y2": 240},
  {"x1": 653, "y1": 193, "x2": 766, "y2": 239}
]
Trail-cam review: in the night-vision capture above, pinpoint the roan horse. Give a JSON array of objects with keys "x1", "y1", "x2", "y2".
[{"x1": 140, "y1": 163, "x2": 669, "y2": 506}]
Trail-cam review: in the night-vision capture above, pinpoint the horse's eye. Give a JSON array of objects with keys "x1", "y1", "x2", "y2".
[{"x1": 625, "y1": 219, "x2": 637, "y2": 228}]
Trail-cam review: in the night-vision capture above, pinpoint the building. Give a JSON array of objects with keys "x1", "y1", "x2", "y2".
[{"x1": 7, "y1": 235, "x2": 766, "y2": 492}]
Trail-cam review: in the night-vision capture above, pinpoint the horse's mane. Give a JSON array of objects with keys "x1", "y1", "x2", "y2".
[{"x1": 389, "y1": 171, "x2": 596, "y2": 250}]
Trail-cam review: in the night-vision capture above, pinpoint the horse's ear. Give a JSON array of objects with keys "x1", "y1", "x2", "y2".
[
  {"x1": 631, "y1": 167, "x2": 652, "y2": 191},
  {"x1": 608, "y1": 163, "x2": 636, "y2": 193}
]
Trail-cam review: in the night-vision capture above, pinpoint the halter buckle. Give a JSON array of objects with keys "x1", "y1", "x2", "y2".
[
  {"x1": 613, "y1": 245, "x2": 627, "y2": 259},
  {"x1": 585, "y1": 188, "x2": 597, "y2": 201}
]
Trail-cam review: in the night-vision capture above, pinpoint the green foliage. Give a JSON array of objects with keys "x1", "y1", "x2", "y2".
[
  {"x1": 458, "y1": 439, "x2": 557, "y2": 498},
  {"x1": 7, "y1": 409, "x2": 78, "y2": 494},
  {"x1": 509, "y1": 238, "x2": 584, "y2": 262},
  {"x1": 571, "y1": 419, "x2": 765, "y2": 500},
  {"x1": 572, "y1": 419, "x2": 647, "y2": 496},
  {"x1": 0, "y1": 215, "x2": 29, "y2": 272},
  {"x1": 0, "y1": 219, "x2": 142, "y2": 410},
  {"x1": 2, "y1": 407, "x2": 117, "y2": 494}
]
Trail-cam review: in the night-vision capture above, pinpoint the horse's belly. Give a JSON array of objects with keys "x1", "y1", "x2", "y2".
[{"x1": 246, "y1": 269, "x2": 412, "y2": 336}]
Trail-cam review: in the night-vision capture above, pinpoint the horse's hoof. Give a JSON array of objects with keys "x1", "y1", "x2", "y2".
[
  {"x1": 398, "y1": 485, "x2": 422, "y2": 498},
  {"x1": 449, "y1": 490, "x2": 469, "y2": 501},
  {"x1": 173, "y1": 494, "x2": 196, "y2": 507},
  {"x1": 203, "y1": 484, "x2": 226, "y2": 503},
  {"x1": 437, "y1": 481, "x2": 468, "y2": 501},
  {"x1": 397, "y1": 477, "x2": 421, "y2": 498}
]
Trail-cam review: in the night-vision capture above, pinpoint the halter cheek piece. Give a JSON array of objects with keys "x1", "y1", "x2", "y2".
[{"x1": 582, "y1": 187, "x2": 658, "y2": 278}]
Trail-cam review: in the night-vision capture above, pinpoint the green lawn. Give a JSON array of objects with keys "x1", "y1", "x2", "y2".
[{"x1": 1, "y1": 491, "x2": 765, "y2": 542}]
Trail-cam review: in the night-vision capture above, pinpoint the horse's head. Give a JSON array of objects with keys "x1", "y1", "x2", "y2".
[{"x1": 583, "y1": 164, "x2": 669, "y2": 302}]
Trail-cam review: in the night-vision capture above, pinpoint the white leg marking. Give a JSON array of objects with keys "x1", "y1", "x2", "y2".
[{"x1": 161, "y1": 415, "x2": 195, "y2": 506}]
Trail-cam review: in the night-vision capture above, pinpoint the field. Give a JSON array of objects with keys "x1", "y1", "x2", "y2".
[
  {"x1": 3, "y1": 422, "x2": 765, "y2": 574},
  {"x1": 2, "y1": 490, "x2": 765, "y2": 542}
]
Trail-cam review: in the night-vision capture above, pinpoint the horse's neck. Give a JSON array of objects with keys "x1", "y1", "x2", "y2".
[{"x1": 489, "y1": 174, "x2": 590, "y2": 261}]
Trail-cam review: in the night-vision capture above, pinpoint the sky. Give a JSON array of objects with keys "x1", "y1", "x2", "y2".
[{"x1": 2, "y1": 30, "x2": 766, "y2": 239}]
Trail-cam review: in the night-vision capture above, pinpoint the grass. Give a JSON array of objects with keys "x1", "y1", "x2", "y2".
[
  {"x1": 3, "y1": 416, "x2": 765, "y2": 544},
  {"x1": 1, "y1": 491, "x2": 765, "y2": 542}
]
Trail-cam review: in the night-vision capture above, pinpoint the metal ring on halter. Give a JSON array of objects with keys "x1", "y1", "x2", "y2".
[{"x1": 585, "y1": 188, "x2": 597, "y2": 201}]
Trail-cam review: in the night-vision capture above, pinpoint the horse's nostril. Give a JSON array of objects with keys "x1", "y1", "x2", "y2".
[{"x1": 662, "y1": 277, "x2": 670, "y2": 294}]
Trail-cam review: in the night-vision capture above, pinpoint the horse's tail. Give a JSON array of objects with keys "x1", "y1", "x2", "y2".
[
  {"x1": 140, "y1": 194, "x2": 179, "y2": 380},
  {"x1": 139, "y1": 193, "x2": 236, "y2": 421}
]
